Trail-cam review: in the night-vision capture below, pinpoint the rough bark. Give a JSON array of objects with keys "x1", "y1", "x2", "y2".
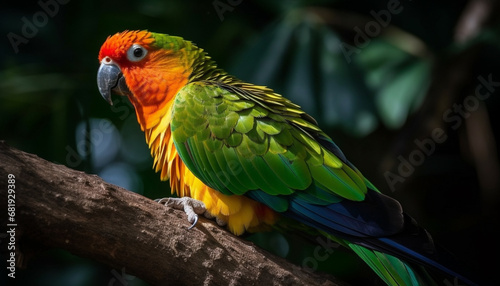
[{"x1": 0, "y1": 141, "x2": 343, "y2": 286}]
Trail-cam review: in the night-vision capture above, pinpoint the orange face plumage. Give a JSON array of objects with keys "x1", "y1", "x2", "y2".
[{"x1": 98, "y1": 30, "x2": 191, "y2": 130}]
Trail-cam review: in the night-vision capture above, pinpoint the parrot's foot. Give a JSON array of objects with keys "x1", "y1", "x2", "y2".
[{"x1": 156, "y1": 197, "x2": 206, "y2": 230}]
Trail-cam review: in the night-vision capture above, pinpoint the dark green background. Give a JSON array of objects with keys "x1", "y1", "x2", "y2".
[{"x1": 1, "y1": 0, "x2": 499, "y2": 285}]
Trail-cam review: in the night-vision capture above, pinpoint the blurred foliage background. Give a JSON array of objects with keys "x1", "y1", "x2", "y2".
[{"x1": 1, "y1": 0, "x2": 500, "y2": 285}]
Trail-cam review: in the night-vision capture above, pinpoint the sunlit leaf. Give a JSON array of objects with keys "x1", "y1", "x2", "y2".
[{"x1": 356, "y1": 39, "x2": 432, "y2": 128}]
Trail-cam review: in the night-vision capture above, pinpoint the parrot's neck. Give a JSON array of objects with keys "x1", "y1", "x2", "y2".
[
  {"x1": 125, "y1": 48, "x2": 199, "y2": 131},
  {"x1": 127, "y1": 43, "x2": 241, "y2": 184},
  {"x1": 127, "y1": 46, "x2": 229, "y2": 181},
  {"x1": 126, "y1": 71, "x2": 188, "y2": 132}
]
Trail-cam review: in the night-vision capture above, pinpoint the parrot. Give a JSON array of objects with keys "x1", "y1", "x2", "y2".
[{"x1": 97, "y1": 30, "x2": 477, "y2": 286}]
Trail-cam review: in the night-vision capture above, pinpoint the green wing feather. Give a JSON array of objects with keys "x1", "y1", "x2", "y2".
[{"x1": 171, "y1": 81, "x2": 368, "y2": 209}]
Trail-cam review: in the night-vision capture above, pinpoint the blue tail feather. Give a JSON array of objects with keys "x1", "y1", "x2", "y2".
[{"x1": 280, "y1": 188, "x2": 480, "y2": 285}]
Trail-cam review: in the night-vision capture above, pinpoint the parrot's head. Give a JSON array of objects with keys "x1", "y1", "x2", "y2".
[{"x1": 97, "y1": 30, "x2": 201, "y2": 129}]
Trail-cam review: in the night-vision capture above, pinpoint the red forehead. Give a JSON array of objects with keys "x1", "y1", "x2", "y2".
[{"x1": 98, "y1": 30, "x2": 154, "y2": 62}]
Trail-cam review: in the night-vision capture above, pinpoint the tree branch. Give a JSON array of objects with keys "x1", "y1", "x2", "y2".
[{"x1": 0, "y1": 141, "x2": 343, "y2": 286}]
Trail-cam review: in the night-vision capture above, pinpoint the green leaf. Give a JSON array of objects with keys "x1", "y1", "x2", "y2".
[
  {"x1": 356, "y1": 39, "x2": 432, "y2": 129},
  {"x1": 376, "y1": 59, "x2": 431, "y2": 128}
]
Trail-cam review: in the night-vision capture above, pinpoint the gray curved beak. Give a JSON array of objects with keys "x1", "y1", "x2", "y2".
[{"x1": 97, "y1": 61, "x2": 130, "y2": 105}]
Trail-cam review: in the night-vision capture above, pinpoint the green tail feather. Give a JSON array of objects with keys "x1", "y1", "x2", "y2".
[
  {"x1": 275, "y1": 223, "x2": 439, "y2": 286},
  {"x1": 310, "y1": 230, "x2": 437, "y2": 286},
  {"x1": 347, "y1": 242, "x2": 438, "y2": 286}
]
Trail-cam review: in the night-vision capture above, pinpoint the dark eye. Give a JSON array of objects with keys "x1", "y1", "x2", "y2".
[
  {"x1": 133, "y1": 48, "x2": 143, "y2": 57},
  {"x1": 127, "y1": 44, "x2": 147, "y2": 62}
]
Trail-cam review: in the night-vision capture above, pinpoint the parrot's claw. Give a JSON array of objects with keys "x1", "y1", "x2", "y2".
[
  {"x1": 156, "y1": 197, "x2": 206, "y2": 230},
  {"x1": 187, "y1": 215, "x2": 198, "y2": 230}
]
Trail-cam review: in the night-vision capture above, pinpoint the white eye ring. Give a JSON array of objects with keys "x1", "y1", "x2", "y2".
[{"x1": 126, "y1": 44, "x2": 147, "y2": 62}]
